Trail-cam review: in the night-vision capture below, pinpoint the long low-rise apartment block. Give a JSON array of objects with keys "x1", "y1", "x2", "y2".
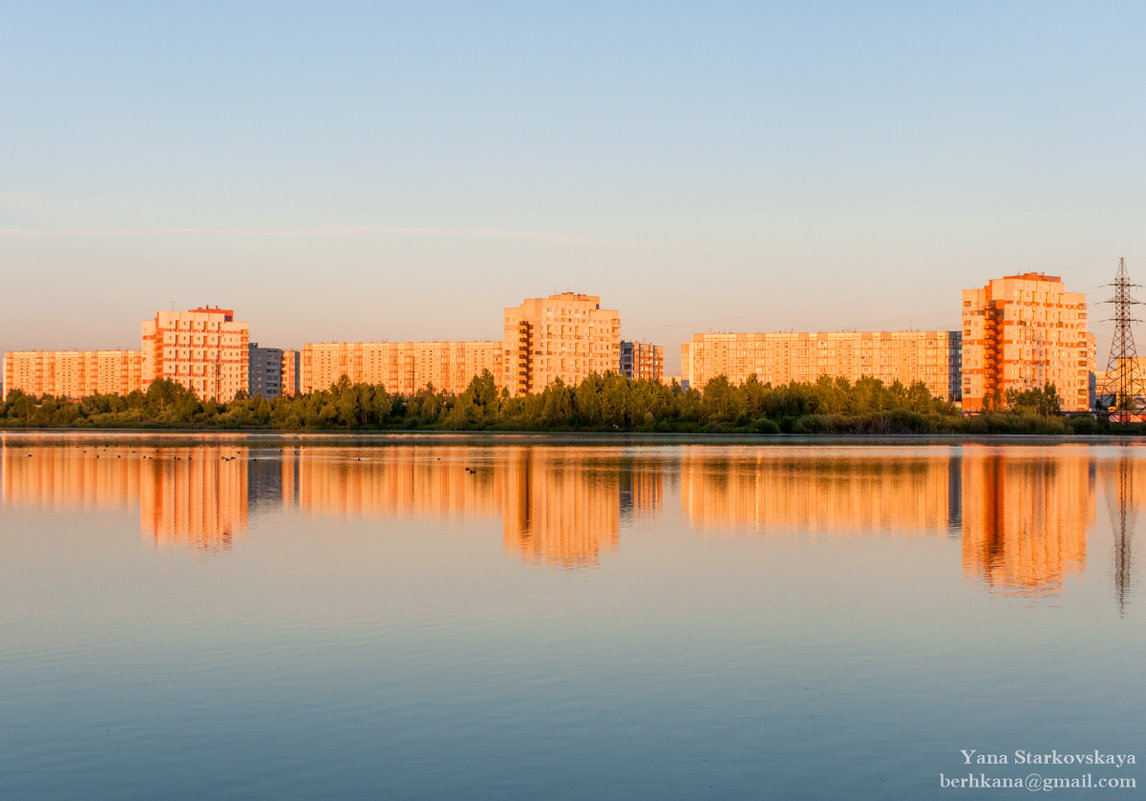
[
  {"x1": 301, "y1": 341, "x2": 503, "y2": 395},
  {"x1": 2, "y1": 350, "x2": 143, "y2": 399},
  {"x1": 682, "y1": 330, "x2": 963, "y2": 401}
]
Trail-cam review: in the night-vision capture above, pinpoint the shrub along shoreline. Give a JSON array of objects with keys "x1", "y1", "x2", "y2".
[{"x1": 0, "y1": 371, "x2": 1132, "y2": 436}]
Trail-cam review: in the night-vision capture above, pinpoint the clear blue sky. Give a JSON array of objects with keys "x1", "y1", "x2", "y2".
[{"x1": 4, "y1": 1, "x2": 1145, "y2": 373}]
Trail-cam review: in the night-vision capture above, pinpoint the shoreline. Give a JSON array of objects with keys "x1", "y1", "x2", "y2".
[{"x1": 1, "y1": 428, "x2": 1143, "y2": 447}]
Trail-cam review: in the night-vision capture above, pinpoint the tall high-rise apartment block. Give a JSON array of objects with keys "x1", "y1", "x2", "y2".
[
  {"x1": 961, "y1": 274, "x2": 1093, "y2": 412},
  {"x1": 248, "y1": 343, "x2": 284, "y2": 399},
  {"x1": 142, "y1": 307, "x2": 250, "y2": 401},
  {"x1": 1, "y1": 350, "x2": 142, "y2": 399},
  {"x1": 503, "y1": 293, "x2": 621, "y2": 396},
  {"x1": 300, "y1": 341, "x2": 502, "y2": 395},
  {"x1": 620, "y1": 341, "x2": 664, "y2": 382},
  {"x1": 681, "y1": 330, "x2": 962, "y2": 400}
]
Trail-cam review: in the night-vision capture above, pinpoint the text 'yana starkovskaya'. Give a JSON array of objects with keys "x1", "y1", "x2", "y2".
[{"x1": 961, "y1": 750, "x2": 1136, "y2": 768}]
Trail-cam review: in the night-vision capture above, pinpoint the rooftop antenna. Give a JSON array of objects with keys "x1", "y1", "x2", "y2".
[{"x1": 1099, "y1": 257, "x2": 1143, "y2": 417}]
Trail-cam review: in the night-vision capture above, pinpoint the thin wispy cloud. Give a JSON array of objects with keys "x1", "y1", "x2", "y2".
[{"x1": 0, "y1": 225, "x2": 665, "y2": 250}]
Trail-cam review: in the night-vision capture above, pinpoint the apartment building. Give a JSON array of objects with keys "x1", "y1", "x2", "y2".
[
  {"x1": 141, "y1": 307, "x2": 250, "y2": 401},
  {"x1": 2, "y1": 350, "x2": 143, "y2": 399},
  {"x1": 281, "y1": 350, "x2": 300, "y2": 397},
  {"x1": 681, "y1": 330, "x2": 962, "y2": 401},
  {"x1": 300, "y1": 341, "x2": 502, "y2": 395},
  {"x1": 248, "y1": 343, "x2": 284, "y2": 399},
  {"x1": 619, "y1": 341, "x2": 664, "y2": 382},
  {"x1": 961, "y1": 274, "x2": 1093, "y2": 412},
  {"x1": 503, "y1": 292, "x2": 621, "y2": 396}
]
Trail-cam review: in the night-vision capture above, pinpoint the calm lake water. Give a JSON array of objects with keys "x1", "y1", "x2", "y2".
[{"x1": 1, "y1": 433, "x2": 1142, "y2": 800}]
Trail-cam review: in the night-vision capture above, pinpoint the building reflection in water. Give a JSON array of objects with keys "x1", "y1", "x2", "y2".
[
  {"x1": 679, "y1": 450, "x2": 961, "y2": 536},
  {"x1": 959, "y1": 448, "x2": 1092, "y2": 598},
  {"x1": 0, "y1": 445, "x2": 248, "y2": 553},
  {"x1": 0, "y1": 441, "x2": 1135, "y2": 601},
  {"x1": 289, "y1": 446, "x2": 662, "y2": 570},
  {"x1": 676, "y1": 446, "x2": 1115, "y2": 601},
  {"x1": 500, "y1": 451, "x2": 661, "y2": 570},
  {"x1": 1, "y1": 443, "x2": 143, "y2": 514},
  {"x1": 0, "y1": 443, "x2": 665, "y2": 569},
  {"x1": 292, "y1": 446, "x2": 502, "y2": 522},
  {"x1": 140, "y1": 447, "x2": 248, "y2": 551}
]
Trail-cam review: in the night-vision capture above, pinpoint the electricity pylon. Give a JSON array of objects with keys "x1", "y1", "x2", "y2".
[{"x1": 1099, "y1": 258, "x2": 1143, "y2": 415}]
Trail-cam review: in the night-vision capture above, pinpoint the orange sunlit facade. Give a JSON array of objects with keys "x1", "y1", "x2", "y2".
[
  {"x1": 142, "y1": 306, "x2": 250, "y2": 401},
  {"x1": 961, "y1": 273, "x2": 1093, "y2": 412},
  {"x1": 681, "y1": 330, "x2": 962, "y2": 400},
  {"x1": 504, "y1": 293, "x2": 622, "y2": 396},
  {"x1": 281, "y1": 349, "x2": 300, "y2": 397},
  {"x1": 300, "y1": 341, "x2": 502, "y2": 395},
  {"x1": 2, "y1": 350, "x2": 143, "y2": 399}
]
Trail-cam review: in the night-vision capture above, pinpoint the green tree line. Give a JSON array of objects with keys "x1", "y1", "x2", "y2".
[{"x1": 0, "y1": 372, "x2": 1116, "y2": 434}]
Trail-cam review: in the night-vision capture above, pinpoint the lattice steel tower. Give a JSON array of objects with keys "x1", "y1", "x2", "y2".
[
  {"x1": 1100, "y1": 258, "x2": 1143, "y2": 413},
  {"x1": 1110, "y1": 456, "x2": 1135, "y2": 616}
]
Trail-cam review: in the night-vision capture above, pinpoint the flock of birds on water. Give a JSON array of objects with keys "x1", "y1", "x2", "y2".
[
  {"x1": 62, "y1": 448, "x2": 256, "y2": 462},
  {"x1": 20, "y1": 447, "x2": 482, "y2": 473}
]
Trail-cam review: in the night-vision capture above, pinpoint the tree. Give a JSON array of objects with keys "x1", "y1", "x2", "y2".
[
  {"x1": 1005, "y1": 383, "x2": 1061, "y2": 417},
  {"x1": 449, "y1": 370, "x2": 501, "y2": 427},
  {"x1": 540, "y1": 380, "x2": 574, "y2": 426},
  {"x1": 145, "y1": 379, "x2": 193, "y2": 414},
  {"x1": 702, "y1": 376, "x2": 737, "y2": 422},
  {"x1": 5, "y1": 389, "x2": 35, "y2": 422}
]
